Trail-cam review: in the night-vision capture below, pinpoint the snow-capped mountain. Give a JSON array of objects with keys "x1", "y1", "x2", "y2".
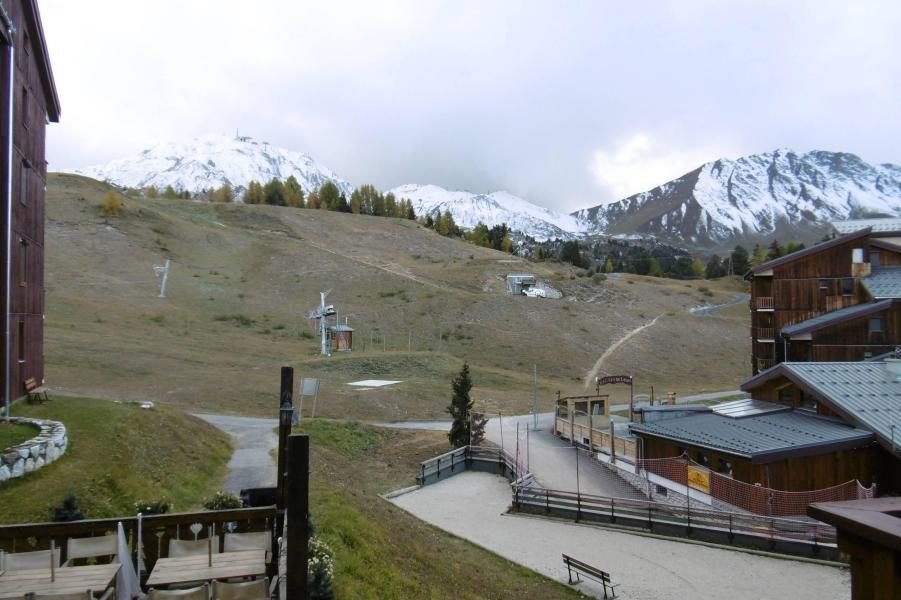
[
  {"x1": 575, "y1": 150, "x2": 901, "y2": 248},
  {"x1": 388, "y1": 183, "x2": 587, "y2": 241},
  {"x1": 71, "y1": 134, "x2": 353, "y2": 197}
]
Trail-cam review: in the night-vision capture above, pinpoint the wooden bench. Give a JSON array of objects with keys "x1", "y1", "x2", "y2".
[
  {"x1": 24, "y1": 377, "x2": 49, "y2": 404},
  {"x1": 562, "y1": 553, "x2": 619, "y2": 598}
]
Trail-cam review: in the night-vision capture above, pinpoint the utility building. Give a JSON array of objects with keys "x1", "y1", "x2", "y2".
[{"x1": 0, "y1": 0, "x2": 60, "y2": 414}]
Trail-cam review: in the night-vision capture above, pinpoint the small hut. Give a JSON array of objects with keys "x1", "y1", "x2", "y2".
[
  {"x1": 506, "y1": 274, "x2": 537, "y2": 295},
  {"x1": 328, "y1": 324, "x2": 354, "y2": 352}
]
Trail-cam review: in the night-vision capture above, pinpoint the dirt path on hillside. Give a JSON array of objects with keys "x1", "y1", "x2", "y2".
[
  {"x1": 583, "y1": 314, "x2": 663, "y2": 389},
  {"x1": 194, "y1": 414, "x2": 278, "y2": 492}
]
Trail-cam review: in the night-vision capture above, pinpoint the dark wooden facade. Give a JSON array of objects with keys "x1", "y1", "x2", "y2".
[
  {"x1": 638, "y1": 434, "x2": 875, "y2": 493},
  {"x1": 0, "y1": 0, "x2": 60, "y2": 411},
  {"x1": 748, "y1": 228, "x2": 901, "y2": 373}
]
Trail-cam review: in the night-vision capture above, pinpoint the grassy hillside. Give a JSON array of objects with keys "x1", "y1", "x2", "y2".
[
  {"x1": 45, "y1": 173, "x2": 749, "y2": 420},
  {"x1": 0, "y1": 397, "x2": 230, "y2": 523}
]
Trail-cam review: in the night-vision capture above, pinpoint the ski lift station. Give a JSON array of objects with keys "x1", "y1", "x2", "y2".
[
  {"x1": 328, "y1": 322, "x2": 354, "y2": 352},
  {"x1": 506, "y1": 274, "x2": 537, "y2": 295},
  {"x1": 308, "y1": 290, "x2": 354, "y2": 355}
]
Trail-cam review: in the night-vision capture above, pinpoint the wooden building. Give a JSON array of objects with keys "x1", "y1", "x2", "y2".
[
  {"x1": 741, "y1": 360, "x2": 901, "y2": 493},
  {"x1": 748, "y1": 219, "x2": 901, "y2": 374},
  {"x1": 630, "y1": 399, "x2": 876, "y2": 492},
  {"x1": 327, "y1": 324, "x2": 353, "y2": 352},
  {"x1": 0, "y1": 0, "x2": 60, "y2": 414}
]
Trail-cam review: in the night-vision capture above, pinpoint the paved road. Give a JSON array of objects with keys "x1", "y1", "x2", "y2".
[
  {"x1": 194, "y1": 413, "x2": 278, "y2": 492},
  {"x1": 690, "y1": 293, "x2": 750, "y2": 316},
  {"x1": 391, "y1": 472, "x2": 850, "y2": 600}
]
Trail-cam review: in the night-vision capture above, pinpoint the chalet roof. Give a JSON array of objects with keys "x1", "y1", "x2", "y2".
[
  {"x1": 832, "y1": 218, "x2": 901, "y2": 235},
  {"x1": 741, "y1": 361, "x2": 901, "y2": 454},
  {"x1": 328, "y1": 324, "x2": 354, "y2": 332},
  {"x1": 748, "y1": 228, "x2": 872, "y2": 277},
  {"x1": 780, "y1": 299, "x2": 894, "y2": 337},
  {"x1": 629, "y1": 410, "x2": 874, "y2": 463},
  {"x1": 861, "y1": 266, "x2": 901, "y2": 299}
]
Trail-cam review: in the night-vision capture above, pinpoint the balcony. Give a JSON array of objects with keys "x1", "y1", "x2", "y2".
[
  {"x1": 751, "y1": 297, "x2": 774, "y2": 311},
  {"x1": 753, "y1": 327, "x2": 775, "y2": 341},
  {"x1": 754, "y1": 357, "x2": 775, "y2": 371}
]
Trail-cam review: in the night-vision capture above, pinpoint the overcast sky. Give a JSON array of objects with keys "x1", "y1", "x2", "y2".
[{"x1": 41, "y1": 1, "x2": 901, "y2": 212}]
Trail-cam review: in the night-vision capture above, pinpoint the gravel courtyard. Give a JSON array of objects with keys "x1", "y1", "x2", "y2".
[{"x1": 390, "y1": 471, "x2": 851, "y2": 600}]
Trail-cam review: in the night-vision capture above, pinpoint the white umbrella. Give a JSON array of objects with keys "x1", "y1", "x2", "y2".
[{"x1": 116, "y1": 522, "x2": 141, "y2": 600}]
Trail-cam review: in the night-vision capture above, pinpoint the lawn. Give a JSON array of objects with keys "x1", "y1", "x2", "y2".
[
  {"x1": 0, "y1": 420, "x2": 39, "y2": 451},
  {"x1": 0, "y1": 397, "x2": 231, "y2": 523},
  {"x1": 294, "y1": 419, "x2": 585, "y2": 599}
]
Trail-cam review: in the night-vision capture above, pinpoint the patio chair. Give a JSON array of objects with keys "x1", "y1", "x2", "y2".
[
  {"x1": 63, "y1": 535, "x2": 117, "y2": 566},
  {"x1": 2, "y1": 548, "x2": 61, "y2": 571},
  {"x1": 212, "y1": 578, "x2": 269, "y2": 600},
  {"x1": 168, "y1": 536, "x2": 220, "y2": 557},
  {"x1": 223, "y1": 531, "x2": 272, "y2": 562},
  {"x1": 148, "y1": 584, "x2": 209, "y2": 600},
  {"x1": 28, "y1": 590, "x2": 114, "y2": 600}
]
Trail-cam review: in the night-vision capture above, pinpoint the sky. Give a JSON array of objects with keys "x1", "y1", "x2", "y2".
[{"x1": 41, "y1": 1, "x2": 901, "y2": 212}]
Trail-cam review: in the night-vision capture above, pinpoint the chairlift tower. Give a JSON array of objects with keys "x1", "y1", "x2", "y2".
[
  {"x1": 307, "y1": 289, "x2": 335, "y2": 356},
  {"x1": 153, "y1": 259, "x2": 170, "y2": 298}
]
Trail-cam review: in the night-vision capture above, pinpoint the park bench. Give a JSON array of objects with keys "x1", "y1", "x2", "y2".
[
  {"x1": 24, "y1": 377, "x2": 49, "y2": 404},
  {"x1": 562, "y1": 553, "x2": 620, "y2": 598}
]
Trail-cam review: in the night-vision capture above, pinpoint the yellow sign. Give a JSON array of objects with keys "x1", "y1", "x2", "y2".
[{"x1": 687, "y1": 465, "x2": 711, "y2": 494}]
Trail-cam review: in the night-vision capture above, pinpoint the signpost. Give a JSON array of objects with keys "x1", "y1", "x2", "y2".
[{"x1": 596, "y1": 374, "x2": 634, "y2": 421}]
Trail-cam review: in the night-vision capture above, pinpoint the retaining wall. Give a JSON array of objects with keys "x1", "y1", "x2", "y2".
[{"x1": 0, "y1": 417, "x2": 68, "y2": 482}]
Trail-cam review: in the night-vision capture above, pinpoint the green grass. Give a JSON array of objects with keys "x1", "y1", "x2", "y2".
[
  {"x1": 295, "y1": 420, "x2": 584, "y2": 599},
  {"x1": 0, "y1": 397, "x2": 231, "y2": 523},
  {"x1": 0, "y1": 421, "x2": 39, "y2": 450}
]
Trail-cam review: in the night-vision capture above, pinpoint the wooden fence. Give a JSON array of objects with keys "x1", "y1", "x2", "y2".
[{"x1": 555, "y1": 418, "x2": 637, "y2": 461}]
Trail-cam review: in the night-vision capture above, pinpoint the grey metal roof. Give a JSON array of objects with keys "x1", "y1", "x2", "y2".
[
  {"x1": 630, "y1": 410, "x2": 874, "y2": 463},
  {"x1": 776, "y1": 362, "x2": 901, "y2": 453},
  {"x1": 861, "y1": 266, "x2": 901, "y2": 299},
  {"x1": 749, "y1": 228, "x2": 871, "y2": 277},
  {"x1": 833, "y1": 218, "x2": 901, "y2": 234},
  {"x1": 781, "y1": 300, "x2": 893, "y2": 337},
  {"x1": 712, "y1": 398, "x2": 790, "y2": 418}
]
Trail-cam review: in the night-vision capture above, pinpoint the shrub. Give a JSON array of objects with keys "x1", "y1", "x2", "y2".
[
  {"x1": 213, "y1": 314, "x2": 254, "y2": 327},
  {"x1": 202, "y1": 491, "x2": 243, "y2": 511},
  {"x1": 592, "y1": 273, "x2": 607, "y2": 284},
  {"x1": 52, "y1": 495, "x2": 85, "y2": 522},
  {"x1": 99, "y1": 191, "x2": 122, "y2": 217},
  {"x1": 308, "y1": 536, "x2": 335, "y2": 599},
  {"x1": 133, "y1": 499, "x2": 171, "y2": 515}
]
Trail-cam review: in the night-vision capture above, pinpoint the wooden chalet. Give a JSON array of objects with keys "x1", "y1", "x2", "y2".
[
  {"x1": 630, "y1": 398, "x2": 876, "y2": 492},
  {"x1": 0, "y1": 0, "x2": 60, "y2": 414},
  {"x1": 741, "y1": 360, "x2": 901, "y2": 493},
  {"x1": 747, "y1": 219, "x2": 901, "y2": 374}
]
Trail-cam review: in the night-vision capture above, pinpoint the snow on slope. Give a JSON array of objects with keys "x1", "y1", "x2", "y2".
[
  {"x1": 389, "y1": 183, "x2": 587, "y2": 241},
  {"x1": 575, "y1": 149, "x2": 901, "y2": 247},
  {"x1": 71, "y1": 134, "x2": 353, "y2": 197}
]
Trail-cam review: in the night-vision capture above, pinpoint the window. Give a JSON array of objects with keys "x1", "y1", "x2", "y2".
[
  {"x1": 21, "y1": 87, "x2": 27, "y2": 129},
  {"x1": 818, "y1": 278, "x2": 828, "y2": 291},
  {"x1": 717, "y1": 459, "x2": 733, "y2": 477},
  {"x1": 800, "y1": 394, "x2": 818, "y2": 411},
  {"x1": 17, "y1": 321, "x2": 24, "y2": 362},
  {"x1": 696, "y1": 452, "x2": 710, "y2": 467},
  {"x1": 852, "y1": 248, "x2": 864, "y2": 263},
  {"x1": 842, "y1": 278, "x2": 854, "y2": 296},
  {"x1": 18, "y1": 238, "x2": 27, "y2": 285},
  {"x1": 20, "y1": 161, "x2": 30, "y2": 206},
  {"x1": 871, "y1": 251, "x2": 881, "y2": 268},
  {"x1": 869, "y1": 316, "x2": 883, "y2": 334},
  {"x1": 778, "y1": 387, "x2": 795, "y2": 406}
]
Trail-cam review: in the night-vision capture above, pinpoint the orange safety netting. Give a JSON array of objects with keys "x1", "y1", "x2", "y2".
[{"x1": 637, "y1": 456, "x2": 875, "y2": 517}]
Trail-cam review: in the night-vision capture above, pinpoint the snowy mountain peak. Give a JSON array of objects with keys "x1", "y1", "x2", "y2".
[
  {"x1": 575, "y1": 149, "x2": 901, "y2": 248},
  {"x1": 70, "y1": 133, "x2": 353, "y2": 197},
  {"x1": 388, "y1": 183, "x2": 587, "y2": 241}
]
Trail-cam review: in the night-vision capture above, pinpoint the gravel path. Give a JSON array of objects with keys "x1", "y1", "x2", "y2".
[
  {"x1": 690, "y1": 293, "x2": 751, "y2": 316},
  {"x1": 194, "y1": 413, "x2": 278, "y2": 492},
  {"x1": 390, "y1": 471, "x2": 850, "y2": 600}
]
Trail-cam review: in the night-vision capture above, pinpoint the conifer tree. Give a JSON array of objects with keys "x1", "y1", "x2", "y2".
[
  {"x1": 691, "y1": 257, "x2": 705, "y2": 278},
  {"x1": 751, "y1": 243, "x2": 768, "y2": 267},
  {"x1": 337, "y1": 193, "x2": 351, "y2": 213},
  {"x1": 284, "y1": 176, "x2": 305, "y2": 208},
  {"x1": 319, "y1": 181, "x2": 340, "y2": 211},
  {"x1": 263, "y1": 178, "x2": 286, "y2": 206},
  {"x1": 306, "y1": 188, "x2": 321, "y2": 210},
  {"x1": 469, "y1": 222, "x2": 490, "y2": 247},
  {"x1": 146, "y1": 185, "x2": 158, "y2": 199},
  {"x1": 404, "y1": 200, "x2": 416, "y2": 220},
  {"x1": 244, "y1": 180, "x2": 264, "y2": 204},
  {"x1": 649, "y1": 258, "x2": 663, "y2": 277},
  {"x1": 214, "y1": 183, "x2": 234, "y2": 203},
  {"x1": 163, "y1": 185, "x2": 178, "y2": 199},
  {"x1": 604, "y1": 258, "x2": 615, "y2": 273},
  {"x1": 447, "y1": 363, "x2": 475, "y2": 448},
  {"x1": 730, "y1": 245, "x2": 750, "y2": 275},
  {"x1": 384, "y1": 192, "x2": 397, "y2": 217},
  {"x1": 100, "y1": 190, "x2": 122, "y2": 217},
  {"x1": 766, "y1": 239, "x2": 783, "y2": 261},
  {"x1": 705, "y1": 255, "x2": 725, "y2": 279}
]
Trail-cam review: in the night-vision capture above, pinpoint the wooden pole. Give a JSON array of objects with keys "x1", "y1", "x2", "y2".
[
  {"x1": 286, "y1": 434, "x2": 310, "y2": 600},
  {"x1": 276, "y1": 366, "x2": 294, "y2": 511}
]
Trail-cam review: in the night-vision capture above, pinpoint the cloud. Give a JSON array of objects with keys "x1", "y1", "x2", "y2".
[{"x1": 589, "y1": 135, "x2": 728, "y2": 203}]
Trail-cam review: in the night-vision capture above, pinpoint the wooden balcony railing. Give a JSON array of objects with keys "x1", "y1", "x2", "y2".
[
  {"x1": 751, "y1": 297, "x2": 774, "y2": 310},
  {"x1": 755, "y1": 357, "x2": 775, "y2": 371},
  {"x1": 754, "y1": 327, "x2": 775, "y2": 340}
]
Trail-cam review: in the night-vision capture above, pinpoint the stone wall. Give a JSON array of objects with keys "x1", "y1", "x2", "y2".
[{"x1": 0, "y1": 417, "x2": 68, "y2": 482}]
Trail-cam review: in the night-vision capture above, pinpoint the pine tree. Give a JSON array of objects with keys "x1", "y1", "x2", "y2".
[
  {"x1": 100, "y1": 190, "x2": 122, "y2": 217},
  {"x1": 705, "y1": 255, "x2": 724, "y2": 279},
  {"x1": 469, "y1": 222, "x2": 490, "y2": 247},
  {"x1": 751, "y1": 243, "x2": 768, "y2": 267},
  {"x1": 337, "y1": 193, "x2": 351, "y2": 213},
  {"x1": 404, "y1": 199, "x2": 416, "y2": 220},
  {"x1": 691, "y1": 257, "x2": 705, "y2": 278},
  {"x1": 306, "y1": 188, "x2": 320, "y2": 209},
  {"x1": 561, "y1": 241, "x2": 585, "y2": 268},
  {"x1": 649, "y1": 258, "x2": 663, "y2": 277},
  {"x1": 213, "y1": 183, "x2": 234, "y2": 203},
  {"x1": 535, "y1": 247, "x2": 544, "y2": 260},
  {"x1": 146, "y1": 185, "x2": 158, "y2": 199},
  {"x1": 384, "y1": 192, "x2": 397, "y2": 217},
  {"x1": 244, "y1": 180, "x2": 264, "y2": 204},
  {"x1": 162, "y1": 185, "x2": 178, "y2": 199},
  {"x1": 766, "y1": 239, "x2": 783, "y2": 261},
  {"x1": 604, "y1": 258, "x2": 615, "y2": 273},
  {"x1": 308, "y1": 561, "x2": 335, "y2": 600},
  {"x1": 284, "y1": 175, "x2": 305, "y2": 208},
  {"x1": 424, "y1": 214, "x2": 434, "y2": 229},
  {"x1": 447, "y1": 363, "x2": 474, "y2": 448},
  {"x1": 263, "y1": 177, "x2": 286, "y2": 206},
  {"x1": 320, "y1": 181, "x2": 340, "y2": 211},
  {"x1": 350, "y1": 189, "x2": 363, "y2": 214},
  {"x1": 730, "y1": 245, "x2": 750, "y2": 275},
  {"x1": 500, "y1": 234, "x2": 513, "y2": 253}
]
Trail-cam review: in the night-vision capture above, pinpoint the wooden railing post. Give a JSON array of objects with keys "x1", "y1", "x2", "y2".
[
  {"x1": 286, "y1": 434, "x2": 310, "y2": 600},
  {"x1": 276, "y1": 366, "x2": 294, "y2": 511}
]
